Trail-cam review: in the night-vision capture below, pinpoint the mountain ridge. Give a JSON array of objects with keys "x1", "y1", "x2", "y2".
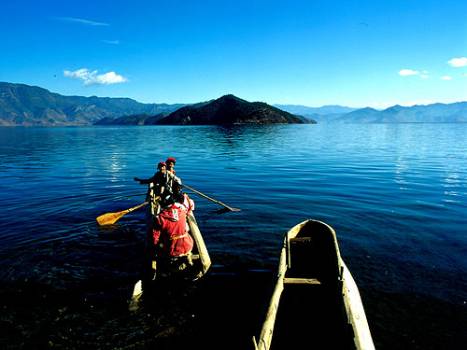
[
  {"x1": 279, "y1": 102, "x2": 467, "y2": 123},
  {"x1": 155, "y1": 94, "x2": 314, "y2": 125},
  {"x1": 1, "y1": 82, "x2": 466, "y2": 125},
  {"x1": 0, "y1": 82, "x2": 183, "y2": 126},
  {"x1": 274, "y1": 104, "x2": 357, "y2": 116}
]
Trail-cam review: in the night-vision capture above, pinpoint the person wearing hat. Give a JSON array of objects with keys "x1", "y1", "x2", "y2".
[
  {"x1": 165, "y1": 156, "x2": 182, "y2": 196},
  {"x1": 165, "y1": 157, "x2": 176, "y2": 175},
  {"x1": 134, "y1": 161, "x2": 169, "y2": 198},
  {"x1": 135, "y1": 159, "x2": 182, "y2": 207}
]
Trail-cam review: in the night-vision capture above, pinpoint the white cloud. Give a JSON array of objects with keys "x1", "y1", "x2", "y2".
[
  {"x1": 398, "y1": 69, "x2": 429, "y2": 79},
  {"x1": 64, "y1": 68, "x2": 91, "y2": 80},
  {"x1": 448, "y1": 57, "x2": 467, "y2": 68},
  {"x1": 95, "y1": 71, "x2": 127, "y2": 84},
  {"x1": 399, "y1": 69, "x2": 420, "y2": 76},
  {"x1": 54, "y1": 17, "x2": 109, "y2": 26},
  {"x1": 64, "y1": 68, "x2": 127, "y2": 85},
  {"x1": 441, "y1": 75, "x2": 453, "y2": 81}
]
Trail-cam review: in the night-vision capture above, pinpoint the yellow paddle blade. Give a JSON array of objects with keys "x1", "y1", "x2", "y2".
[
  {"x1": 96, "y1": 210, "x2": 127, "y2": 226},
  {"x1": 96, "y1": 202, "x2": 149, "y2": 226}
]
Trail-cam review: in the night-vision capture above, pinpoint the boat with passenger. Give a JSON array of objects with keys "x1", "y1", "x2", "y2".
[{"x1": 145, "y1": 185, "x2": 211, "y2": 281}]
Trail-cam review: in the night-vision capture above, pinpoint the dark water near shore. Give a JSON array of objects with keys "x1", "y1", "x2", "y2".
[{"x1": 0, "y1": 124, "x2": 466, "y2": 349}]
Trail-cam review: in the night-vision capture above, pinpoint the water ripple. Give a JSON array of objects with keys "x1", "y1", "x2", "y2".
[{"x1": 0, "y1": 124, "x2": 466, "y2": 348}]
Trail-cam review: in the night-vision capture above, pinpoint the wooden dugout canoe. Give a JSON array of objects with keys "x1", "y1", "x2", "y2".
[
  {"x1": 147, "y1": 187, "x2": 211, "y2": 281},
  {"x1": 254, "y1": 219, "x2": 374, "y2": 350}
]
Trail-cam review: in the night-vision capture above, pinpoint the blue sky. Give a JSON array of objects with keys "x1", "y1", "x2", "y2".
[{"x1": 0, "y1": 0, "x2": 466, "y2": 107}]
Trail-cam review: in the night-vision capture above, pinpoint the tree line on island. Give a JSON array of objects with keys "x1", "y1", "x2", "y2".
[{"x1": 0, "y1": 82, "x2": 466, "y2": 126}]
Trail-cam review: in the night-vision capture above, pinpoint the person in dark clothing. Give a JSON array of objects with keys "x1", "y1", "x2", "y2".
[
  {"x1": 164, "y1": 157, "x2": 182, "y2": 198},
  {"x1": 134, "y1": 160, "x2": 183, "y2": 207},
  {"x1": 134, "y1": 161, "x2": 169, "y2": 197}
]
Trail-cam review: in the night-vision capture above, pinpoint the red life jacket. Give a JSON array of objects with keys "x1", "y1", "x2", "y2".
[{"x1": 152, "y1": 201, "x2": 193, "y2": 257}]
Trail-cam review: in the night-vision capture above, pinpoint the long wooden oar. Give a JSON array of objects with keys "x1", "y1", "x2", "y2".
[
  {"x1": 96, "y1": 202, "x2": 149, "y2": 226},
  {"x1": 182, "y1": 183, "x2": 240, "y2": 212},
  {"x1": 164, "y1": 172, "x2": 239, "y2": 211}
]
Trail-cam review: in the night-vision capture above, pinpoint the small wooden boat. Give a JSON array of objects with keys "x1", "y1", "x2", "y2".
[
  {"x1": 254, "y1": 219, "x2": 374, "y2": 350},
  {"x1": 146, "y1": 187, "x2": 211, "y2": 281}
]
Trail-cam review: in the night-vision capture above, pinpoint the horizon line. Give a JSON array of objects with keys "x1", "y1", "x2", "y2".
[{"x1": 1, "y1": 81, "x2": 466, "y2": 110}]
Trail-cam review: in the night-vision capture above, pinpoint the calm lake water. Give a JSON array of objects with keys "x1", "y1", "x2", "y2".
[{"x1": 0, "y1": 124, "x2": 466, "y2": 349}]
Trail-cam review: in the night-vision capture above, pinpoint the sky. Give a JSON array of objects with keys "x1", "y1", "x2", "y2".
[{"x1": 0, "y1": 0, "x2": 466, "y2": 108}]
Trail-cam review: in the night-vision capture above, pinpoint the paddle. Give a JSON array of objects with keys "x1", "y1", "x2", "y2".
[
  {"x1": 96, "y1": 201, "x2": 149, "y2": 226},
  {"x1": 181, "y1": 183, "x2": 241, "y2": 212},
  {"x1": 163, "y1": 171, "x2": 240, "y2": 211}
]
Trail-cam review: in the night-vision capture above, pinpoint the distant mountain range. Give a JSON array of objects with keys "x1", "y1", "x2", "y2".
[
  {"x1": 278, "y1": 103, "x2": 467, "y2": 123},
  {"x1": 0, "y1": 82, "x2": 183, "y2": 126},
  {"x1": 274, "y1": 104, "x2": 357, "y2": 116},
  {"x1": 329, "y1": 104, "x2": 467, "y2": 123},
  {"x1": 1, "y1": 82, "x2": 466, "y2": 125}
]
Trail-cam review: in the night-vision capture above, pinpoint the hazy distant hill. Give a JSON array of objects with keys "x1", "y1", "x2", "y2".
[
  {"x1": 279, "y1": 102, "x2": 467, "y2": 123},
  {"x1": 276, "y1": 104, "x2": 357, "y2": 116},
  {"x1": 276, "y1": 104, "x2": 359, "y2": 123},
  {"x1": 157, "y1": 95, "x2": 314, "y2": 125},
  {"x1": 334, "y1": 107, "x2": 381, "y2": 123},
  {"x1": 333, "y1": 103, "x2": 467, "y2": 123},
  {"x1": 0, "y1": 82, "x2": 183, "y2": 126}
]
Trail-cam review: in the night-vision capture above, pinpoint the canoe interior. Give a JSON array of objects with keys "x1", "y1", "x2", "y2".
[
  {"x1": 288, "y1": 220, "x2": 340, "y2": 283},
  {"x1": 270, "y1": 220, "x2": 356, "y2": 350}
]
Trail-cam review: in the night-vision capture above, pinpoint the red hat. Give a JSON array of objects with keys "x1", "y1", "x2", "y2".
[
  {"x1": 166, "y1": 157, "x2": 176, "y2": 164},
  {"x1": 157, "y1": 161, "x2": 166, "y2": 169}
]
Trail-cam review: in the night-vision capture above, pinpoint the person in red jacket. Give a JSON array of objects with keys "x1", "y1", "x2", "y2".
[{"x1": 151, "y1": 193, "x2": 195, "y2": 274}]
